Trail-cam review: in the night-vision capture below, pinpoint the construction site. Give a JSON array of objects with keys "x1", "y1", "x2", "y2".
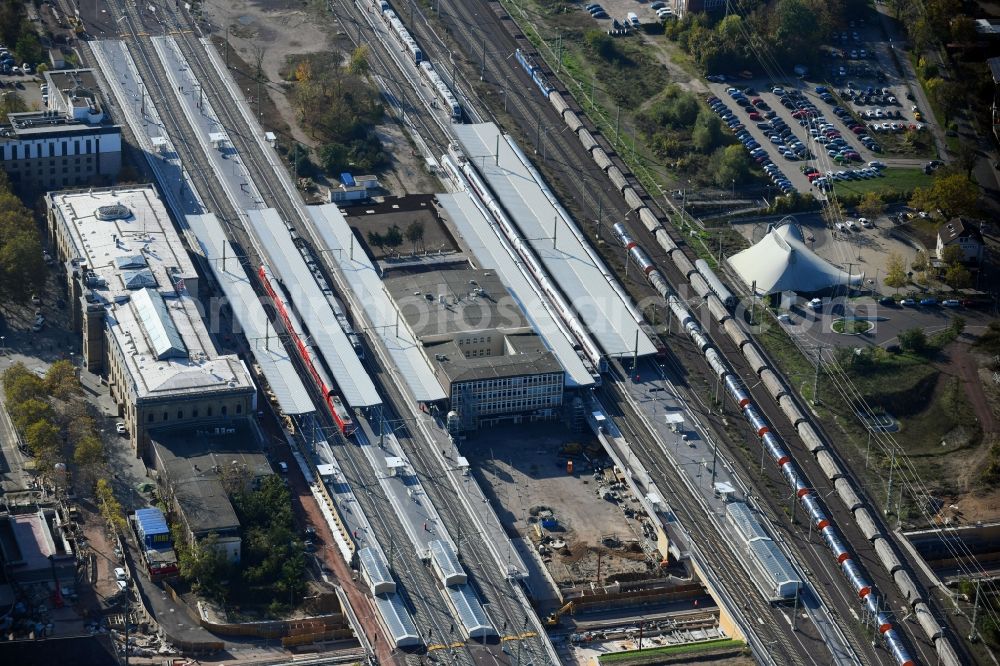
[{"x1": 462, "y1": 424, "x2": 729, "y2": 651}]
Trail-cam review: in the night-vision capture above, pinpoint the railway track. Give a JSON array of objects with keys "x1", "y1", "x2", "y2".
[
  {"x1": 99, "y1": 2, "x2": 475, "y2": 660},
  {"x1": 369, "y1": 356, "x2": 549, "y2": 664},
  {"x1": 147, "y1": 3, "x2": 549, "y2": 661},
  {"x1": 598, "y1": 363, "x2": 814, "y2": 666},
  {"x1": 392, "y1": 1, "x2": 936, "y2": 663}
]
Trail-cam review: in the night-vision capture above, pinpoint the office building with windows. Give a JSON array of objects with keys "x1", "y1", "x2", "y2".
[
  {"x1": 385, "y1": 269, "x2": 564, "y2": 431},
  {"x1": 0, "y1": 69, "x2": 121, "y2": 189}
]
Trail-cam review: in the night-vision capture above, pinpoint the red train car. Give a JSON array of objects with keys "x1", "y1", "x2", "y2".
[{"x1": 258, "y1": 265, "x2": 356, "y2": 436}]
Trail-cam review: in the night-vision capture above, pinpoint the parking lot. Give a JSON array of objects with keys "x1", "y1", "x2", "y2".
[
  {"x1": 706, "y1": 82, "x2": 893, "y2": 197},
  {"x1": 576, "y1": 1, "x2": 675, "y2": 29},
  {"x1": 702, "y1": 12, "x2": 939, "y2": 199},
  {"x1": 1, "y1": 72, "x2": 44, "y2": 108},
  {"x1": 818, "y1": 19, "x2": 931, "y2": 145}
]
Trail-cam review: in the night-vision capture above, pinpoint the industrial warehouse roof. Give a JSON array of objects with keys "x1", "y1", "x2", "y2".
[
  {"x1": 437, "y1": 193, "x2": 595, "y2": 389},
  {"x1": 306, "y1": 204, "x2": 448, "y2": 403},
  {"x1": 184, "y1": 212, "x2": 314, "y2": 415},
  {"x1": 246, "y1": 209, "x2": 381, "y2": 409},
  {"x1": 452, "y1": 123, "x2": 656, "y2": 359},
  {"x1": 727, "y1": 219, "x2": 863, "y2": 295},
  {"x1": 47, "y1": 186, "x2": 253, "y2": 402}
]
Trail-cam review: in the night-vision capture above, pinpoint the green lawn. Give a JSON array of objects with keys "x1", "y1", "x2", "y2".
[
  {"x1": 598, "y1": 638, "x2": 746, "y2": 664},
  {"x1": 833, "y1": 167, "x2": 931, "y2": 198},
  {"x1": 832, "y1": 318, "x2": 874, "y2": 334}
]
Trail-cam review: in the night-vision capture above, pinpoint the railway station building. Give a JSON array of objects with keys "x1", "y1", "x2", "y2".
[
  {"x1": 385, "y1": 269, "x2": 564, "y2": 432},
  {"x1": 0, "y1": 69, "x2": 121, "y2": 190},
  {"x1": 46, "y1": 185, "x2": 256, "y2": 458}
]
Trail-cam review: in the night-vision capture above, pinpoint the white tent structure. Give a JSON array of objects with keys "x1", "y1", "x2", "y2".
[{"x1": 727, "y1": 219, "x2": 863, "y2": 295}]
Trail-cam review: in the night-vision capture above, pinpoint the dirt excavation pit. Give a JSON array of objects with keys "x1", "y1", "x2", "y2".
[{"x1": 461, "y1": 423, "x2": 661, "y2": 586}]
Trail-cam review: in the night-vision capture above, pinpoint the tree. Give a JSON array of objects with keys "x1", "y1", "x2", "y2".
[
  {"x1": 73, "y1": 434, "x2": 103, "y2": 479},
  {"x1": 383, "y1": 224, "x2": 403, "y2": 253},
  {"x1": 857, "y1": 191, "x2": 886, "y2": 222},
  {"x1": 944, "y1": 263, "x2": 972, "y2": 288},
  {"x1": 955, "y1": 142, "x2": 979, "y2": 180},
  {"x1": 14, "y1": 31, "x2": 43, "y2": 67},
  {"x1": 45, "y1": 360, "x2": 79, "y2": 401},
  {"x1": 912, "y1": 251, "x2": 928, "y2": 272},
  {"x1": 909, "y1": 172, "x2": 981, "y2": 219},
  {"x1": 713, "y1": 144, "x2": 750, "y2": 189},
  {"x1": 96, "y1": 478, "x2": 126, "y2": 534},
  {"x1": 3, "y1": 371, "x2": 45, "y2": 404},
  {"x1": 318, "y1": 142, "x2": 348, "y2": 174},
  {"x1": 10, "y1": 397, "x2": 54, "y2": 432},
  {"x1": 899, "y1": 327, "x2": 928, "y2": 354},
  {"x1": 691, "y1": 109, "x2": 723, "y2": 154},
  {"x1": 950, "y1": 16, "x2": 978, "y2": 45},
  {"x1": 348, "y1": 45, "x2": 369, "y2": 76},
  {"x1": 887, "y1": 0, "x2": 909, "y2": 20},
  {"x1": 0, "y1": 90, "x2": 28, "y2": 116},
  {"x1": 950, "y1": 316, "x2": 967, "y2": 337},
  {"x1": 367, "y1": 230, "x2": 385, "y2": 254},
  {"x1": 24, "y1": 420, "x2": 61, "y2": 473},
  {"x1": 884, "y1": 253, "x2": 908, "y2": 291},
  {"x1": 177, "y1": 533, "x2": 232, "y2": 602},
  {"x1": 405, "y1": 221, "x2": 424, "y2": 254},
  {"x1": 925, "y1": 77, "x2": 960, "y2": 125},
  {"x1": 0, "y1": 234, "x2": 46, "y2": 296},
  {"x1": 940, "y1": 243, "x2": 965, "y2": 267}
]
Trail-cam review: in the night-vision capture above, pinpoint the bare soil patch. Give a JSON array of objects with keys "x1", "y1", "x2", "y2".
[{"x1": 461, "y1": 423, "x2": 658, "y2": 586}]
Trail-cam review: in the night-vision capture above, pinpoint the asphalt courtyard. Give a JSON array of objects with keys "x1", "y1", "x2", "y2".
[{"x1": 774, "y1": 294, "x2": 995, "y2": 350}]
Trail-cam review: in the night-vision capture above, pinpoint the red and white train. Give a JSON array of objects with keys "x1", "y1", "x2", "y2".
[{"x1": 259, "y1": 265, "x2": 356, "y2": 436}]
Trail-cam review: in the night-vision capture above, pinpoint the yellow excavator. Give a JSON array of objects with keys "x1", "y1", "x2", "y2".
[{"x1": 545, "y1": 600, "x2": 575, "y2": 626}]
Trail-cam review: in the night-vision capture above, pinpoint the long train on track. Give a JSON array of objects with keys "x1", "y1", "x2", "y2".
[
  {"x1": 612, "y1": 224, "x2": 917, "y2": 665},
  {"x1": 259, "y1": 265, "x2": 356, "y2": 436},
  {"x1": 373, "y1": 0, "x2": 462, "y2": 121},
  {"x1": 513, "y1": 40, "x2": 961, "y2": 666}
]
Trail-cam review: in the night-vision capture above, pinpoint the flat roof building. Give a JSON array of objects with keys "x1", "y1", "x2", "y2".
[
  {"x1": 150, "y1": 423, "x2": 272, "y2": 562},
  {"x1": 46, "y1": 185, "x2": 256, "y2": 457},
  {"x1": 0, "y1": 69, "x2": 121, "y2": 190},
  {"x1": 0, "y1": 508, "x2": 76, "y2": 586},
  {"x1": 385, "y1": 269, "x2": 564, "y2": 431}
]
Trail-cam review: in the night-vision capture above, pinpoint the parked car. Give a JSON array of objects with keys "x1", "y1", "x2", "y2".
[
  {"x1": 919, "y1": 297, "x2": 938, "y2": 306},
  {"x1": 808, "y1": 297, "x2": 823, "y2": 311},
  {"x1": 114, "y1": 567, "x2": 128, "y2": 582},
  {"x1": 116, "y1": 422, "x2": 127, "y2": 435},
  {"x1": 942, "y1": 299, "x2": 961, "y2": 308},
  {"x1": 899, "y1": 298, "x2": 916, "y2": 306}
]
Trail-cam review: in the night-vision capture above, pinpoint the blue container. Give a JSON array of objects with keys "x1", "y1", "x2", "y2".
[{"x1": 135, "y1": 508, "x2": 171, "y2": 548}]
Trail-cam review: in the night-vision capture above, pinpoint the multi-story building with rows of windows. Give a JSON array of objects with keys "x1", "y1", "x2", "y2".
[
  {"x1": 46, "y1": 185, "x2": 256, "y2": 458},
  {"x1": 0, "y1": 69, "x2": 121, "y2": 190},
  {"x1": 386, "y1": 269, "x2": 564, "y2": 432}
]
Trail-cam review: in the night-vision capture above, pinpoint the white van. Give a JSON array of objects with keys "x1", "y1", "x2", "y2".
[{"x1": 626, "y1": 11, "x2": 640, "y2": 27}]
